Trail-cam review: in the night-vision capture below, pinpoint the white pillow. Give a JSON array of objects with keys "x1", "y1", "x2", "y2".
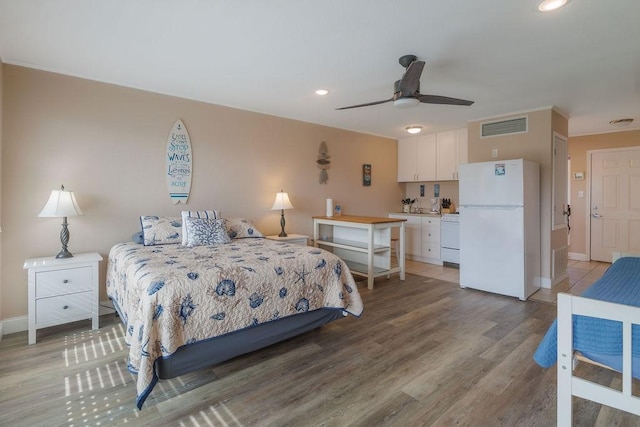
[
  {"x1": 140, "y1": 216, "x2": 182, "y2": 246},
  {"x1": 181, "y1": 210, "x2": 220, "y2": 245},
  {"x1": 224, "y1": 217, "x2": 264, "y2": 239}
]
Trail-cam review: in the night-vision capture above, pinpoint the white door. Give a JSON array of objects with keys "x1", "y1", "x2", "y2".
[{"x1": 590, "y1": 148, "x2": 640, "y2": 262}]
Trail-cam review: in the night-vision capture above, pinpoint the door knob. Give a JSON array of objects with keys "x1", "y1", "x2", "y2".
[{"x1": 592, "y1": 213, "x2": 603, "y2": 218}]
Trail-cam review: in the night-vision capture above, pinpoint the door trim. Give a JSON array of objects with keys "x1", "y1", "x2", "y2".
[{"x1": 585, "y1": 146, "x2": 640, "y2": 261}]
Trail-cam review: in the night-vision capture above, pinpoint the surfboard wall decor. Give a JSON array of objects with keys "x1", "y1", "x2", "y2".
[{"x1": 166, "y1": 119, "x2": 192, "y2": 204}]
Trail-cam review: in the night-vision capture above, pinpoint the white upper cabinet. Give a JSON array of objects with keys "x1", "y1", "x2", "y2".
[
  {"x1": 436, "y1": 130, "x2": 457, "y2": 180},
  {"x1": 436, "y1": 127, "x2": 468, "y2": 180},
  {"x1": 397, "y1": 134, "x2": 436, "y2": 182}
]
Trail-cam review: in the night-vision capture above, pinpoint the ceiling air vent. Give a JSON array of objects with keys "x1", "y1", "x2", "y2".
[{"x1": 481, "y1": 116, "x2": 528, "y2": 138}]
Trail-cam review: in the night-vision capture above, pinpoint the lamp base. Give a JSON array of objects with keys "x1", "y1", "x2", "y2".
[
  {"x1": 56, "y1": 249, "x2": 74, "y2": 259},
  {"x1": 56, "y1": 217, "x2": 73, "y2": 259},
  {"x1": 278, "y1": 209, "x2": 288, "y2": 238}
]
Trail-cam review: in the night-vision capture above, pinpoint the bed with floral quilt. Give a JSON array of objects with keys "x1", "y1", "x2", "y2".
[{"x1": 106, "y1": 213, "x2": 363, "y2": 409}]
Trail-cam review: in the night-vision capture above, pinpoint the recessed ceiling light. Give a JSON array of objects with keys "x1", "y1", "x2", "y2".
[
  {"x1": 609, "y1": 118, "x2": 634, "y2": 127},
  {"x1": 315, "y1": 89, "x2": 329, "y2": 96},
  {"x1": 406, "y1": 126, "x2": 423, "y2": 134},
  {"x1": 538, "y1": 0, "x2": 569, "y2": 12}
]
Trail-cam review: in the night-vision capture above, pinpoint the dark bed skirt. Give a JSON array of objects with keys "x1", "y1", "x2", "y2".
[{"x1": 155, "y1": 308, "x2": 346, "y2": 379}]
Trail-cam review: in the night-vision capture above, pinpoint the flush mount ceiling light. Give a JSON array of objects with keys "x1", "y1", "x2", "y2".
[
  {"x1": 393, "y1": 97, "x2": 420, "y2": 108},
  {"x1": 609, "y1": 118, "x2": 634, "y2": 127},
  {"x1": 538, "y1": 0, "x2": 569, "y2": 12},
  {"x1": 406, "y1": 126, "x2": 423, "y2": 134},
  {"x1": 315, "y1": 89, "x2": 329, "y2": 96}
]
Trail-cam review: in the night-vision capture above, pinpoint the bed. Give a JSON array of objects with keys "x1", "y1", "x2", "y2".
[
  {"x1": 533, "y1": 254, "x2": 640, "y2": 425},
  {"x1": 106, "y1": 215, "x2": 363, "y2": 409}
]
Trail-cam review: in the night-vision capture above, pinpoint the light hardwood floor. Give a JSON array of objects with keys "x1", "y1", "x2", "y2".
[{"x1": 1, "y1": 270, "x2": 638, "y2": 426}]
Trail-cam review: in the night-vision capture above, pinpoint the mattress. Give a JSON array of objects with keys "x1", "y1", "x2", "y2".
[{"x1": 106, "y1": 239, "x2": 363, "y2": 408}]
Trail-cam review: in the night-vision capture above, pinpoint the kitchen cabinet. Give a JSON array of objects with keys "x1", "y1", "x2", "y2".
[
  {"x1": 436, "y1": 128, "x2": 468, "y2": 180},
  {"x1": 422, "y1": 216, "x2": 441, "y2": 262},
  {"x1": 397, "y1": 134, "x2": 436, "y2": 182},
  {"x1": 389, "y1": 214, "x2": 421, "y2": 257},
  {"x1": 388, "y1": 214, "x2": 442, "y2": 265},
  {"x1": 398, "y1": 128, "x2": 467, "y2": 182}
]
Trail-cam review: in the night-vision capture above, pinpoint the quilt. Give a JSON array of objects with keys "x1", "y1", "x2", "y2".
[
  {"x1": 106, "y1": 239, "x2": 363, "y2": 408},
  {"x1": 533, "y1": 257, "x2": 640, "y2": 376}
]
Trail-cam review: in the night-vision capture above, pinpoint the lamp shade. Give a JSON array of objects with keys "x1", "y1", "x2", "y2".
[
  {"x1": 39, "y1": 187, "x2": 84, "y2": 218},
  {"x1": 271, "y1": 192, "x2": 293, "y2": 211}
]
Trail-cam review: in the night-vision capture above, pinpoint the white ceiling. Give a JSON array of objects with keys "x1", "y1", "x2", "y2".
[{"x1": 1, "y1": 0, "x2": 639, "y2": 139}]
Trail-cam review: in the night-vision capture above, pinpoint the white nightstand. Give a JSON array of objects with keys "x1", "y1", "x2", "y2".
[
  {"x1": 266, "y1": 234, "x2": 309, "y2": 246},
  {"x1": 23, "y1": 252, "x2": 103, "y2": 344}
]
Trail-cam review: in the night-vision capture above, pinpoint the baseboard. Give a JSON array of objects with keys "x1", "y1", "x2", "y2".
[
  {"x1": 568, "y1": 252, "x2": 589, "y2": 261},
  {"x1": 0, "y1": 300, "x2": 116, "y2": 339},
  {"x1": 1, "y1": 315, "x2": 28, "y2": 336}
]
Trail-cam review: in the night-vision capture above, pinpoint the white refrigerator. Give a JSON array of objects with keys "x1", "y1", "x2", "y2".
[{"x1": 459, "y1": 159, "x2": 540, "y2": 300}]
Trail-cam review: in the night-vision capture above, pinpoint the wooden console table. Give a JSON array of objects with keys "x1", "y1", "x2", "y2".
[{"x1": 313, "y1": 215, "x2": 406, "y2": 289}]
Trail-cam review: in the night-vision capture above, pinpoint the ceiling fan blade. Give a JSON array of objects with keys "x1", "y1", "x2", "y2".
[
  {"x1": 335, "y1": 98, "x2": 393, "y2": 110},
  {"x1": 418, "y1": 94, "x2": 474, "y2": 106},
  {"x1": 398, "y1": 60, "x2": 425, "y2": 96}
]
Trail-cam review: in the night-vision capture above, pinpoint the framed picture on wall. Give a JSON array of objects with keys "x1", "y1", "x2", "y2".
[{"x1": 363, "y1": 164, "x2": 371, "y2": 186}]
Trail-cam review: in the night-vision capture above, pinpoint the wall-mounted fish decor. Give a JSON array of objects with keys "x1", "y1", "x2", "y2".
[{"x1": 317, "y1": 141, "x2": 331, "y2": 184}]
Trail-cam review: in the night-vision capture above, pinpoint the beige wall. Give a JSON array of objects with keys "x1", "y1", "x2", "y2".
[
  {"x1": 567, "y1": 129, "x2": 640, "y2": 257},
  {"x1": 1, "y1": 65, "x2": 401, "y2": 320},
  {"x1": 467, "y1": 108, "x2": 568, "y2": 285}
]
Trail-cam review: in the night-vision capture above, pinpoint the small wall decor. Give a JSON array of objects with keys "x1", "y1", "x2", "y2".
[
  {"x1": 334, "y1": 204, "x2": 342, "y2": 216},
  {"x1": 363, "y1": 164, "x2": 371, "y2": 186},
  {"x1": 573, "y1": 171, "x2": 584, "y2": 180},
  {"x1": 166, "y1": 119, "x2": 192, "y2": 204},
  {"x1": 317, "y1": 141, "x2": 331, "y2": 184}
]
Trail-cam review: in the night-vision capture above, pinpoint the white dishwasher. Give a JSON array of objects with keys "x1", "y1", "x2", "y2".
[{"x1": 440, "y1": 213, "x2": 460, "y2": 265}]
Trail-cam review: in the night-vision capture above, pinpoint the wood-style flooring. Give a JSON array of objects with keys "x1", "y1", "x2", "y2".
[{"x1": 1, "y1": 273, "x2": 638, "y2": 426}]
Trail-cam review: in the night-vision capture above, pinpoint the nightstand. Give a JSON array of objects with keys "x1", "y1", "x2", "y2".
[
  {"x1": 23, "y1": 252, "x2": 103, "y2": 344},
  {"x1": 266, "y1": 234, "x2": 309, "y2": 246}
]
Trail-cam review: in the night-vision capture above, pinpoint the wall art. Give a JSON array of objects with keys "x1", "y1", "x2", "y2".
[{"x1": 166, "y1": 119, "x2": 192, "y2": 204}]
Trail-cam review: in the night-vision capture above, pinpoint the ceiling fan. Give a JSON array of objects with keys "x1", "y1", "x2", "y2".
[{"x1": 336, "y1": 54, "x2": 474, "y2": 110}]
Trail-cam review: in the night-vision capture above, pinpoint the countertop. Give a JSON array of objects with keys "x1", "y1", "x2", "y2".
[{"x1": 389, "y1": 212, "x2": 443, "y2": 217}]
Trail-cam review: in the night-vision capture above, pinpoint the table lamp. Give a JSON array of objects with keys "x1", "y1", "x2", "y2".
[
  {"x1": 39, "y1": 185, "x2": 84, "y2": 258},
  {"x1": 271, "y1": 190, "x2": 293, "y2": 237}
]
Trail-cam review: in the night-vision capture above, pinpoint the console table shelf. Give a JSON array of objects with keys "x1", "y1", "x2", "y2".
[{"x1": 313, "y1": 215, "x2": 406, "y2": 289}]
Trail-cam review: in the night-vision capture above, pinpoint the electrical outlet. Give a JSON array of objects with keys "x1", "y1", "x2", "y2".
[{"x1": 492, "y1": 148, "x2": 498, "y2": 158}]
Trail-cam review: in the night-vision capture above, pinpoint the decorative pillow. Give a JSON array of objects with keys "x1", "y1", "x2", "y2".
[
  {"x1": 225, "y1": 217, "x2": 264, "y2": 239},
  {"x1": 183, "y1": 217, "x2": 231, "y2": 246},
  {"x1": 139, "y1": 216, "x2": 182, "y2": 246},
  {"x1": 132, "y1": 231, "x2": 144, "y2": 244},
  {"x1": 181, "y1": 210, "x2": 221, "y2": 245}
]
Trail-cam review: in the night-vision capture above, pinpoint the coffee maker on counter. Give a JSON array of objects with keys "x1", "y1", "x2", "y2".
[{"x1": 430, "y1": 198, "x2": 440, "y2": 214}]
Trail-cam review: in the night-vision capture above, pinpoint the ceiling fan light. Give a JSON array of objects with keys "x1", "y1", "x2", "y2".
[
  {"x1": 406, "y1": 126, "x2": 423, "y2": 134},
  {"x1": 609, "y1": 118, "x2": 634, "y2": 127},
  {"x1": 315, "y1": 89, "x2": 329, "y2": 96},
  {"x1": 538, "y1": 0, "x2": 569, "y2": 12},
  {"x1": 393, "y1": 98, "x2": 420, "y2": 108}
]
